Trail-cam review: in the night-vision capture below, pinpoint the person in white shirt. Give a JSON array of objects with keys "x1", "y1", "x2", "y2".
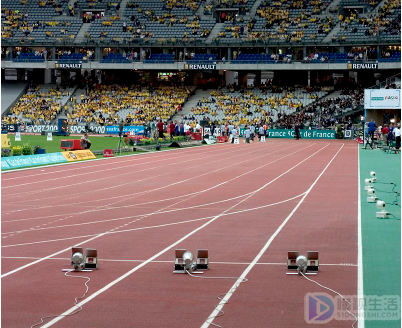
[
  {"x1": 231, "y1": 126, "x2": 237, "y2": 143},
  {"x1": 393, "y1": 124, "x2": 401, "y2": 151}
]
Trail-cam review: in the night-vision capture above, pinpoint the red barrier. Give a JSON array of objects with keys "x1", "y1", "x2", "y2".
[
  {"x1": 217, "y1": 136, "x2": 228, "y2": 143},
  {"x1": 103, "y1": 149, "x2": 114, "y2": 157},
  {"x1": 191, "y1": 132, "x2": 202, "y2": 141}
]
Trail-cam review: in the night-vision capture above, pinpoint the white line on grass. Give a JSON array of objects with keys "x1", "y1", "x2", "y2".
[{"x1": 201, "y1": 143, "x2": 344, "y2": 328}]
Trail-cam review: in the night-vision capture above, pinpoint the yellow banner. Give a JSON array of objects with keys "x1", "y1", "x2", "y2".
[
  {"x1": 1, "y1": 135, "x2": 11, "y2": 148},
  {"x1": 61, "y1": 149, "x2": 96, "y2": 162}
]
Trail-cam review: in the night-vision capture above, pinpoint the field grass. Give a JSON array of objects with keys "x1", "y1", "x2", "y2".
[{"x1": 7, "y1": 134, "x2": 124, "y2": 153}]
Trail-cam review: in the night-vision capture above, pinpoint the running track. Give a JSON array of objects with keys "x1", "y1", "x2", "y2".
[{"x1": 1, "y1": 139, "x2": 360, "y2": 328}]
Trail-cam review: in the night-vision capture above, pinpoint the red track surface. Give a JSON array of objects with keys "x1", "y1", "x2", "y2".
[{"x1": 1, "y1": 140, "x2": 358, "y2": 328}]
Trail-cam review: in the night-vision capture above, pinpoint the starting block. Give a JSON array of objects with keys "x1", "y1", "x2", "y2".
[
  {"x1": 234, "y1": 137, "x2": 239, "y2": 144},
  {"x1": 196, "y1": 249, "x2": 209, "y2": 270},
  {"x1": 260, "y1": 136, "x2": 266, "y2": 142},
  {"x1": 62, "y1": 247, "x2": 97, "y2": 272},
  {"x1": 174, "y1": 249, "x2": 187, "y2": 272},
  {"x1": 286, "y1": 251, "x2": 319, "y2": 275},
  {"x1": 173, "y1": 249, "x2": 207, "y2": 274},
  {"x1": 85, "y1": 248, "x2": 98, "y2": 269}
]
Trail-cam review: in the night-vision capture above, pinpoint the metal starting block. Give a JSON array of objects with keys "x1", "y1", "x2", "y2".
[
  {"x1": 286, "y1": 251, "x2": 319, "y2": 275},
  {"x1": 173, "y1": 249, "x2": 208, "y2": 274},
  {"x1": 85, "y1": 248, "x2": 98, "y2": 270},
  {"x1": 62, "y1": 247, "x2": 97, "y2": 272},
  {"x1": 196, "y1": 249, "x2": 209, "y2": 270}
]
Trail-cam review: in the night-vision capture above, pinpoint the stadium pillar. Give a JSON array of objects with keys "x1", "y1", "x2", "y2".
[
  {"x1": 238, "y1": 71, "x2": 247, "y2": 87},
  {"x1": 228, "y1": 47, "x2": 231, "y2": 60},
  {"x1": 255, "y1": 71, "x2": 261, "y2": 86},
  {"x1": 44, "y1": 68, "x2": 52, "y2": 84},
  {"x1": 51, "y1": 47, "x2": 56, "y2": 60},
  {"x1": 95, "y1": 47, "x2": 101, "y2": 61},
  {"x1": 307, "y1": 70, "x2": 310, "y2": 86},
  {"x1": 303, "y1": 47, "x2": 307, "y2": 58}
]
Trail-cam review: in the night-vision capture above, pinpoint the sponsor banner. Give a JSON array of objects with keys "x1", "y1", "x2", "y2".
[
  {"x1": 1, "y1": 134, "x2": 11, "y2": 148},
  {"x1": 55, "y1": 62, "x2": 82, "y2": 69},
  {"x1": 266, "y1": 129, "x2": 336, "y2": 139},
  {"x1": 347, "y1": 63, "x2": 378, "y2": 70},
  {"x1": 61, "y1": 150, "x2": 96, "y2": 162},
  {"x1": 1, "y1": 159, "x2": 11, "y2": 169},
  {"x1": 69, "y1": 125, "x2": 106, "y2": 134},
  {"x1": 237, "y1": 128, "x2": 335, "y2": 139},
  {"x1": 3, "y1": 123, "x2": 24, "y2": 133},
  {"x1": 24, "y1": 125, "x2": 106, "y2": 134},
  {"x1": 2, "y1": 152, "x2": 67, "y2": 169},
  {"x1": 106, "y1": 125, "x2": 145, "y2": 135},
  {"x1": 364, "y1": 89, "x2": 401, "y2": 109},
  {"x1": 184, "y1": 63, "x2": 217, "y2": 70}
]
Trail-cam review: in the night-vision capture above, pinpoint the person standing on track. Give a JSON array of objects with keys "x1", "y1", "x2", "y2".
[
  {"x1": 244, "y1": 125, "x2": 251, "y2": 143},
  {"x1": 250, "y1": 124, "x2": 255, "y2": 142},
  {"x1": 393, "y1": 124, "x2": 401, "y2": 153},
  {"x1": 231, "y1": 125, "x2": 238, "y2": 143},
  {"x1": 169, "y1": 121, "x2": 175, "y2": 139},
  {"x1": 367, "y1": 119, "x2": 376, "y2": 143},
  {"x1": 258, "y1": 125, "x2": 264, "y2": 141},
  {"x1": 157, "y1": 119, "x2": 164, "y2": 139},
  {"x1": 294, "y1": 123, "x2": 301, "y2": 140},
  {"x1": 381, "y1": 124, "x2": 390, "y2": 145}
]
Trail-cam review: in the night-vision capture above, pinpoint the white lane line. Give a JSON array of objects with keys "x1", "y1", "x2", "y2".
[
  {"x1": 1, "y1": 142, "x2": 292, "y2": 237},
  {"x1": 0, "y1": 256, "x2": 358, "y2": 267},
  {"x1": 1, "y1": 143, "x2": 325, "y2": 278},
  {"x1": 201, "y1": 143, "x2": 344, "y2": 328},
  {"x1": 1, "y1": 142, "x2": 231, "y2": 179},
  {"x1": 1, "y1": 143, "x2": 288, "y2": 216},
  {"x1": 27, "y1": 144, "x2": 331, "y2": 328},
  {"x1": 357, "y1": 144, "x2": 365, "y2": 328},
  {"x1": 3, "y1": 142, "x2": 285, "y2": 208},
  {"x1": 1, "y1": 193, "x2": 305, "y2": 248},
  {"x1": 34, "y1": 143, "x2": 328, "y2": 327},
  {"x1": 1, "y1": 143, "x2": 308, "y2": 235},
  {"x1": 1, "y1": 145, "x2": 247, "y2": 198}
]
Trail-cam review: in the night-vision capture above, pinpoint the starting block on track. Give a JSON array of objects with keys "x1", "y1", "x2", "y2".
[
  {"x1": 286, "y1": 251, "x2": 319, "y2": 275},
  {"x1": 173, "y1": 249, "x2": 208, "y2": 274}
]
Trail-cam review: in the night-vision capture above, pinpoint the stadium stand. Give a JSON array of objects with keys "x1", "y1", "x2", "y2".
[
  {"x1": 67, "y1": 85, "x2": 196, "y2": 125},
  {"x1": 3, "y1": 84, "x2": 74, "y2": 125},
  {"x1": 189, "y1": 86, "x2": 328, "y2": 125}
]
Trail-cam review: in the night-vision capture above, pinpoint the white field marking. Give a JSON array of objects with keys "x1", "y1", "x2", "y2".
[
  {"x1": 357, "y1": 144, "x2": 365, "y2": 328},
  {"x1": 1, "y1": 193, "x2": 306, "y2": 247},
  {"x1": 201, "y1": 143, "x2": 344, "y2": 328},
  {"x1": 1, "y1": 143, "x2": 327, "y2": 277},
  {"x1": 34, "y1": 143, "x2": 330, "y2": 328},
  {"x1": 1, "y1": 142, "x2": 289, "y2": 214},
  {"x1": 0, "y1": 142, "x2": 231, "y2": 179},
  {"x1": 1, "y1": 145, "x2": 250, "y2": 199},
  {"x1": 1, "y1": 143, "x2": 309, "y2": 235},
  {"x1": 0, "y1": 256, "x2": 358, "y2": 267}
]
